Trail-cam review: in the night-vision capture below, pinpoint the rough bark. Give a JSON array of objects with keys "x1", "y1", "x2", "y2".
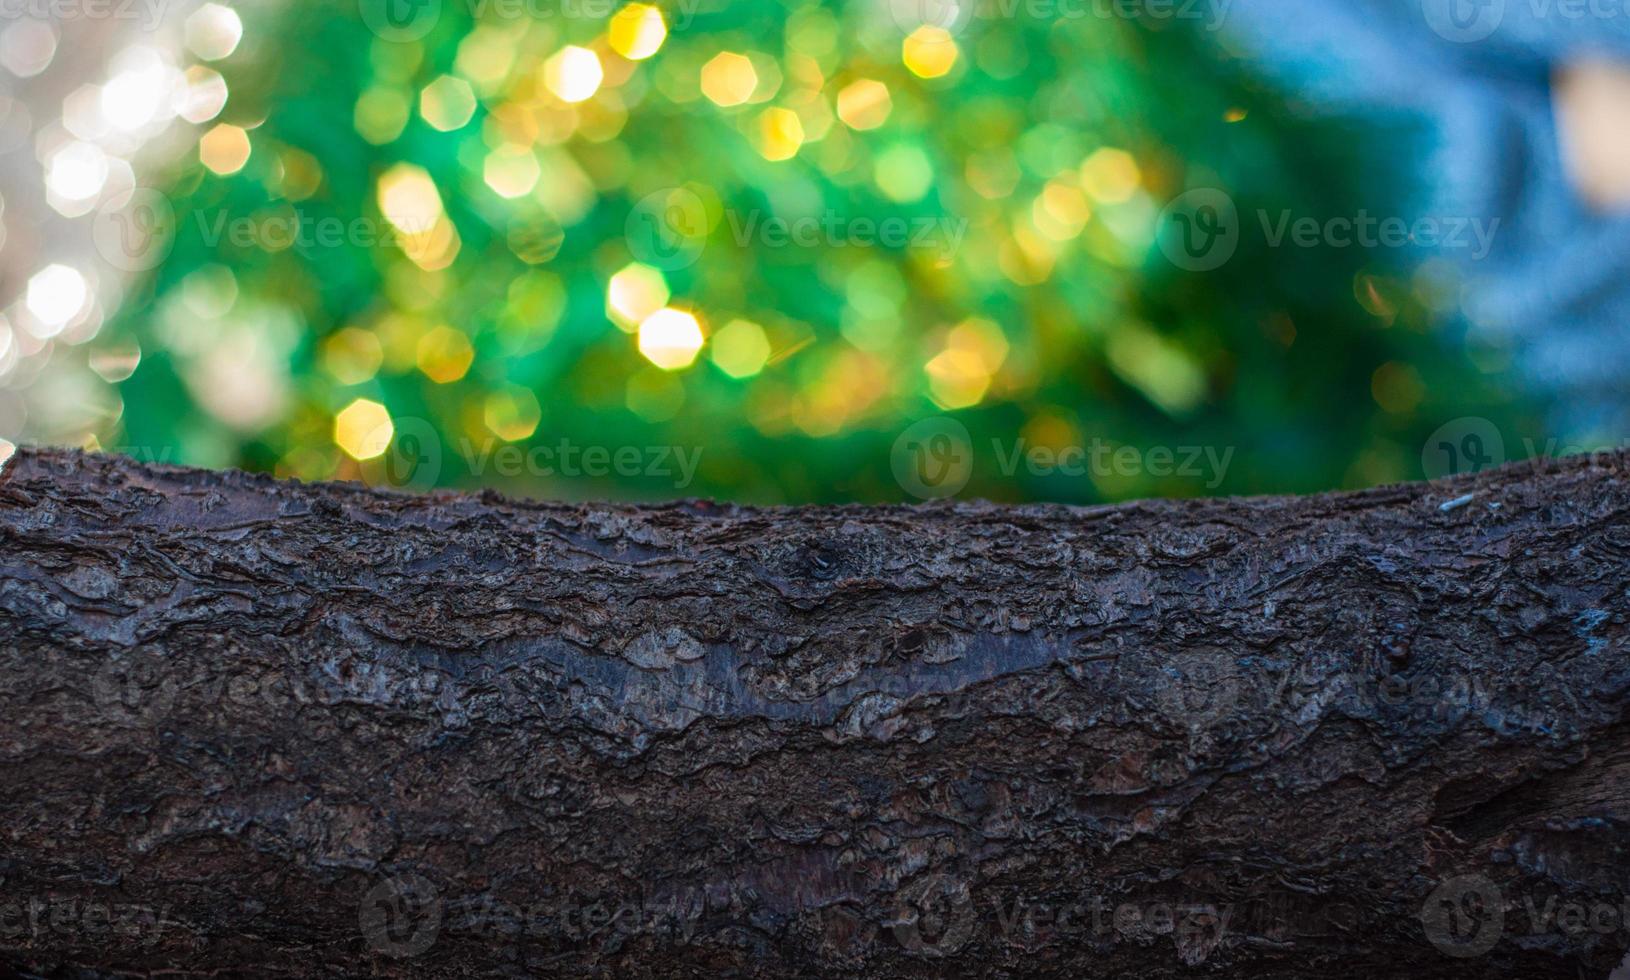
[{"x1": 0, "y1": 446, "x2": 1626, "y2": 978}]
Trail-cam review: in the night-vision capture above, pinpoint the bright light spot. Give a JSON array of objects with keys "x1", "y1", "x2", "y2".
[
  {"x1": 925, "y1": 318, "x2": 1008, "y2": 409},
  {"x1": 377, "y1": 163, "x2": 444, "y2": 233},
  {"x1": 757, "y1": 107, "x2": 804, "y2": 162},
  {"x1": 607, "y1": 263, "x2": 669, "y2": 332},
  {"x1": 416, "y1": 325, "x2": 475, "y2": 383},
  {"x1": 186, "y1": 4, "x2": 244, "y2": 61},
  {"x1": 45, "y1": 142, "x2": 110, "y2": 203},
  {"x1": 334, "y1": 398, "x2": 394, "y2": 460},
  {"x1": 609, "y1": 3, "x2": 667, "y2": 61},
  {"x1": 925, "y1": 349, "x2": 989, "y2": 409},
  {"x1": 710, "y1": 319, "x2": 770, "y2": 379},
  {"x1": 836, "y1": 79, "x2": 891, "y2": 131},
  {"x1": 200, "y1": 123, "x2": 251, "y2": 175},
  {"x1": 903, "y1": 27, "x2": 959, "y2": 79},
  {"x1": 101, "y1": 49, "x2": 177, "y2": 132},
  {"x1": 1080, "y1": 147, "x2": 1141, "y2": 204},
  {"x1": 483, "y1": 385, "x2": 542, "y2": 441},
  {"x1": 378, "y1": 164, "x2": 458, "y2": 270},
  {"x1": 701, "y1": 52, "x2": 757, "y2": 108},
  {"x1": 26, "y1": 265, "x2": 90, "y2": 338},
  {"x1": 638, "y1": 307, "x2": 705, "y2": 370},
  {"x1": 0, "y1": 20, "x2": 57, "y2": 78},
  {"x1": 544, "y1": 46, "x2": 603, "y2": 104},
  {"x1": 420, "y1": 75, "x2": 477, "y2": 131},
  {"x1": 483, "y1": 146, "x2": 541, "y2": 198},
  {"x1": 174, "y1": 65, "x2": 229, "y2": 123}
]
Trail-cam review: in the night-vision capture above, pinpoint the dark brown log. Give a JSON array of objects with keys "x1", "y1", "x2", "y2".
[{"x1": 0, "y1": 446, "x2": 1626, "y2": 978}]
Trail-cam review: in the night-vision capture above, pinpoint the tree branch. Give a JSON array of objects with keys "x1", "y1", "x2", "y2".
[{"x1": 0, "y1": 447, "x2": 1626, "y2": 977}]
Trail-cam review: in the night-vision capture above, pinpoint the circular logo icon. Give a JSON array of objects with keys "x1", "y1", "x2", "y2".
[
  {"x1": 359, "y1": 874, "x2": 442, "y2": 959},
  {"x1": 1422, "y1": 0, "x2": 1504, "y2": 42},
  {"x1": 1421, "y1": 417, "x2": 1504, "y2": 482},
  {"x1": 358, "y1": 0, "x2": 441, "y2": 42},
  {"x1": 891, "y1": 874, "x2": 976, "y2": 957},
  {"x1": 92, "y1": 649, "x2": 180, "y2": 726},
  {"x1": 93, "y1": 188, "x2": 176, "y2": 273},
  {"x1": 626, "y1": 187, "x2": 708, "y2": 272},
  {"x1": 1154, "y1": 653, "x2": 1242, "y2": 732},
  {"x1": 887, "y1": 0, "x2": 975, "y2": 36},
  {"x1": 1421, "y1": 874, "x2": 1503, "y2": 958},
  {"x1": 892, "y1": 416, "x2": 973, "y2": 500},
  {"x1": 1157, "y1": 188, "x2": 1239, "y2": 272},
  {"x1": 362, "y1": 415, "x2": 442, "y2": 494}
]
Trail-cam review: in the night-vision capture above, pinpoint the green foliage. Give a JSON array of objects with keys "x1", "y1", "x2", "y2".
[{"x1": 110, "y1": 0, "x2": 1535, "y2": 502}]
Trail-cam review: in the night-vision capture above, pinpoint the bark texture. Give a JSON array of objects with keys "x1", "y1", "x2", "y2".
[{"x1": 0, "y1": 447, "x2": 1627, "y2": 978}]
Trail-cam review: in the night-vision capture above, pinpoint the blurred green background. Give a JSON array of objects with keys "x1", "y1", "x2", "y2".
[{"x1": 93, "y1": 0, "x2": 1538, "y2": 503}]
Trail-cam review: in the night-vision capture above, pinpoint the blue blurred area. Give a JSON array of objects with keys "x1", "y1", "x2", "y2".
[{"x1": 1226, "y1": 0, "x2": 1630, "y2": 436}]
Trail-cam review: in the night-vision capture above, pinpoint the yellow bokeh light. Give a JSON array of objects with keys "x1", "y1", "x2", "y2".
[
  {"x1": 483, "y1": 385, "x2": 542, "y2": 441},
  {"x1": 701, "y1": 52, "x2": 758, "y2": 108},
  {"x1": 710, "y1": 319, "x2": 770, "y2": 379},
  {"x1": 1080, "y1": 147, "x2": 1141, "y2": 204},
  {"x1": 483, "y1": 146, "x2": 541, "y2": 198},
  {"x1": 378, "y1": 164, "x2": 460, "y2": 271},
  {"x1": 199, "y1": 123, "x2": 250, "y2": 175},
  {"x1": 925, "y1": 348, "x2": 991, "y2": 409},
  {"x1": 756, "y1": 107, "x2": 805, "y2": 162},
  {"x1": 947, "y1": 317, "x2": 1009, "y2": 373},
  {"x1": 420, "y1": 75, "x2": 477, "y2": 131},
  {"x1": 903, "y1": 27, "x2": 959, "y2": 79},
  {"x1": 1033, "y1": 180, "x2": 1092, "y2": 240},
  {"x1": 607, "y1": 263, "x2": 669, "y2": 332},
  {"x1": 378, "y1": 163, "x2": 444, "y2": 233},
  {"x1": 609, "y1": 4, "x2": 667, "y2": 61},
  {"x1": 544, "y1": 45, "x2": 603, "y2": 104},
  {"x1": 638, "y1": 307, "x2": 705, "y2": 370},
  {"x1": 334, "y1": 398, "x2": 394, "y2": 461},
  {"x1": 416, "y1": 325, "x2": 475, "y2": 383},
  {"x1": 836, "y1": 79, "x2": 891, "y2": 131}
]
